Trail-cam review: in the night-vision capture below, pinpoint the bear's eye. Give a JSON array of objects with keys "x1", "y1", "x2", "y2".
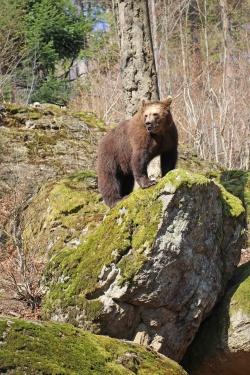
[{"x1": 153, "y1": 113, "x2": 159, "y2": 117}]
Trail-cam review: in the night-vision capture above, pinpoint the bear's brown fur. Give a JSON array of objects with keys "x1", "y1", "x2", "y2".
[{"x1": 97, "y1": 96, "x2": 178, "y2": 207}]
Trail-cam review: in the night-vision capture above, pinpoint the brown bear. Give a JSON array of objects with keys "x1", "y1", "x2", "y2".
[{"x1": 97, "y1": 96, "x2": 178, "y2": 207}]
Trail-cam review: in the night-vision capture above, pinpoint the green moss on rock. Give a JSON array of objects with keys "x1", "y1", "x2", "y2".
[
  {"x1": 157, "y1": 169, "x2": 244, "y2": 218},
  {"x1": 216, "y1": 183, "x2": 245, "y2": 218},
  {"x1": 219, "y1": 171, "x2": 250, "y2": 240},
  {"x1": 0, "y1": 318, "x2": 188, "y2": 375},
  {"x1": 72, "y1": 111, "x2": 106, "y2": 131},
  {"x1": 4, "y1": 103, "x2": 43, "y2": 121},
  {"x1": 41, "y1": 169, "x2": 244, "y2": 325},
  {"x1": 22, "y1": 171, "x2": 106, "y2": 258},
  {"x1": 178, "y1": 147, "x2": 249, "y2": 235},
  {"x1": 41, "y1": 176, "x2": 164, "y2": 321}
]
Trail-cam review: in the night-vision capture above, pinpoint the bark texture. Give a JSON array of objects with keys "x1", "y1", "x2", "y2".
[
  {"x1": 188, "y1": 0, "x2": 202, "y2": 87},
  {"x1": 219, "y1": 0, "x2": 233, "y2": 93},
  {"x1": 114, "y1": 0, "x2": 159, "y2": 116}
]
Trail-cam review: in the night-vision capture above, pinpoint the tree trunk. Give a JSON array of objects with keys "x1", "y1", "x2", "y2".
[
  {"x1": 150, "y1": 0, "x2": 161, "y2": 95},
  {"x1": 188, "y1": 0, "x2": 202, "y2": 88},
  {"x1": 219, "y1": 0, "x2": 233, "y2": 95},
  {"x1": 113, "y1": 0, "x2": 160, "y2": 116}
]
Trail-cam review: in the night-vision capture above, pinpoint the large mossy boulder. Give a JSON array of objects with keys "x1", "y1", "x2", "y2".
[
  {"x1": 39, "y1": 169, "x2": 245, "y2": 361},
  {"x1": 183, "y1": 261, "x2": 250, "y2": 375},
  {"x1": 0, "y1": 317, "x2": 188, "y2": 375}
]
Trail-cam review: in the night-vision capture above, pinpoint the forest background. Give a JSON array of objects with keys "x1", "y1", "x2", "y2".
[{"x1": 0, "y1": 0, "x2": 249, "y2": 170}]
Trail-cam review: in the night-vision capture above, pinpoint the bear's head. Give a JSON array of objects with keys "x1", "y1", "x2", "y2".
[{"x1": 140, "y1": 96, "x2": 172, "y2": 134}]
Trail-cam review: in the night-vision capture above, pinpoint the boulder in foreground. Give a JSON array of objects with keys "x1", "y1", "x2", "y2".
[{"x1": 0, "y1": 317, "x2": 187, "y2": 375}]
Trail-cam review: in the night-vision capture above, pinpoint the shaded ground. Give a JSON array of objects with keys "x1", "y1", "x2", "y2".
[{"x1": 182, "y1": 261, "x2": 250, "y2": 375}]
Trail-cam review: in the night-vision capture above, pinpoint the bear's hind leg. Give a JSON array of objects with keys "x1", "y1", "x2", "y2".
[{"x1": 98, "y1": 170, "x2": 123, "y2": 208}]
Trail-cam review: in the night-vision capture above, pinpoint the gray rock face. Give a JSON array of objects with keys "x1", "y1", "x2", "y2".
[
  {"x1": 43, "y1": 171, "x2": 246, "y2": 362},
  {"x1": 99, "y1": 185, "x2": 244, "y2": 361}
]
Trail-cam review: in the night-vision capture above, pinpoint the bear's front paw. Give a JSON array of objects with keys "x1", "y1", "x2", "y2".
[{"x1": 141, "y1": 179, "x2": 156, "y2": 189}]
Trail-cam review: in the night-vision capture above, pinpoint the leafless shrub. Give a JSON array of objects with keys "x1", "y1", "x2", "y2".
[
  {"x1": 0, "y1": 250, "x2": 46, "y2": 313},
  {"x1": 70, "y1": 63, "x2": 125, "y2": 124},
  {"x1": 0, "y1": 187, "x2": 45, "y2": 317}
]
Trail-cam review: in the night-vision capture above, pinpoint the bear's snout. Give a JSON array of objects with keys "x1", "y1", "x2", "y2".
[
  {"x1": 145, "y1": 120, "x2": 159, "y2": 133},
  {"x1": 145, "y1": 124, "x2": 153, "y2": 132}
]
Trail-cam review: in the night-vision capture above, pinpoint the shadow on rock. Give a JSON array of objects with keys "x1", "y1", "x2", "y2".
[{"x1": 182, "y1": 261, "x2": 250, "y2": 375}]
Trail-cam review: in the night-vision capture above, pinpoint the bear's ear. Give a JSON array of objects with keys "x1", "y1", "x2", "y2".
[
  {"x1": 162, "y1": 96, "x2": 172, "y2": 108},
  {"x1": 140, "y1": 98, "x2": 148, "y2": 110}
]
